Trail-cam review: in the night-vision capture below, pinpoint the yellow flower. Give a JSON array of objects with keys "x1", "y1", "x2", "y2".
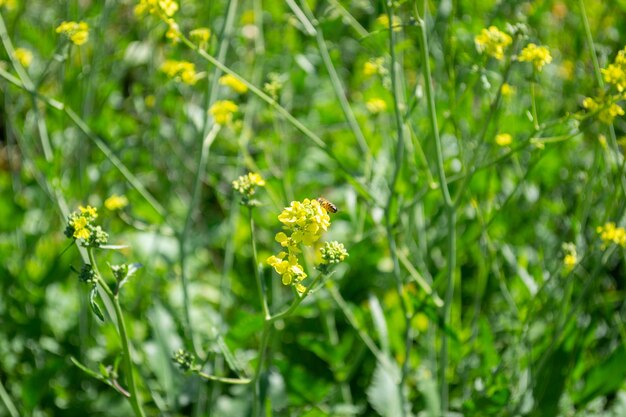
[
  {"x1": 232, "y1": 172, "x2": 265, "y2": 197},
  {"x1": 190, "y1": 27, "x2": 211, "y2": 49},
  {"x1": 597, "y1": 222, "x2": 626, "y2": 249},
  {"x1": 135, "y1": 0, "x2": 179, "y2": 17},
  {"x1": 0, "y1": 0, "x2": 17, "y2": 10},
  {"x1": 475, "y1": 26, "x2": 512, "y2": 61},
  {"x1": 363, "y1": 57, "x2": 384, "y2": 77},
  {"x1": 104, "y1": 195, "x2": 129, "y2": 211},
  {"x1": 79, "y1": 205, "x2": 98, "y2": 219},
  {"x1": 518, "y1": 43, "x2": 552, "y2": 71},
  {"x1": 366, "y1": 98, "x2": 387, "y2": 114},
  {"x1": 376, "y1": 14, "x2": 402, "y2": 32},
  {"x1": 562, "y1": 242, "x2": 577, "y2": 271},
  {"x1": 583, "y1": 96, "x2": 624, "y2": 124},
  {"x1": 209, "y1": 100, "x2": 239, "y2": 125},
  {"x1": 219, "y1": 74, "x2": 248, "y2": 94},
  {"x1": 161, "y1": 60, "x2": 198, "y2": 85},
  {"x1": 165, "y1": 18, "x2": 181, "y2": 43},
  {"x1": 13, "y1": 48, "x2": 32, "y2": 68},
  {"x1": 495, "y1": 133, "x2": 512, "y2": 147},
  {"x1": 277, "y1": 198, "x2": 330, "y2": 246},
  {"x1": 71, "y1": 216, "x2": 90, "y2": 239},
  {"x1": 501, "y1": 83, "x2": 516, "y2": 97},
  {"x1": 56, "y1": 21, "x2": 89, "y2": 46}
]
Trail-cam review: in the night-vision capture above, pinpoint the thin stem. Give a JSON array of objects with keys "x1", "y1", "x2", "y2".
[
  {"x1": 196, "y1": 372, "x2": 251, "y2": 385},
  {"x1": 179, "y1": 123, "x2": 221, "y2": 355},
  {"x1": 0, "y1": 378, "x2": 20, "y2": 417},
  {"x1": 249, "y1": 206, "x2": 270, "y2": 319},
  {"x1": 414, "y1": 3, "x2": 457, "y2": 413},
  {"x1": 530, "y1": 80, "x2": 540, "y2": 130},
  {"x1": 88, "y1": 249, "x2": 145, "y2": 417}
]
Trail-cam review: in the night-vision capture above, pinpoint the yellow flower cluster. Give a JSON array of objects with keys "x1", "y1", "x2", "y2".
[
  {"x1": 363, "y1": 57, "x2": 385, "y2": 77},
  {"x1": 475, "y1": 26, "x2": 512, "y2": 61},
  {"x1": 13, "y1": 48, "x2": 32, "y2": 68},
  {"x1": 56, "y1": 21, "x2": 89, "y2": 46},
  {"x1": 190, "y1": 27, "x2": 211, "y2": 49},
  {"x1": 65, "y1": 206, "x2": 109, "y2": 247},
  {"x1": 232, "y1": 172, "x2": 265, "y2": 197},
  {"x1": 376, "y1": 14, "x2": 402, "y2": 32},
  {"x1": 518, "y1": 43, "x2": 552, "y2": 71},
  {"x1": 602, "y1": 47, "x2": 626, "y2": 92},
  {"x1": 219, "y1": 74, "x2": 248, "y2": 94},
  {"x1": 583, "y1": 96, "x2": 624, "y2": 124},
  {"x1": 366, "y1": 98, "x2": 387, "y2": 114},
  {"x1": 597, "y1": 222, "x2": 626, "y2": 249},
  {"x1": 267, "y1": 199, "x2": 331, "y2": 292},
  {"x1": 495, "y1": 133, "x2": 512, "y2": 147},
  {"x1": 501, "y1": 83, "x2": 516, "y2": 97},
  {"x1": 562, "y1": 242, "x2": 577, "y2": 271},
  {"x1": 209, "y1": 100, "x2": 239, "y2": 125},
  {"x1": 161, "y1": 60, "x2": 198, "y2": 85},
  {"x1": 104, "y1": 194, "x2": 129, "y2": 211},
  {"x1": 134, "y1": 0, "x2": 179, "y2": 18}
]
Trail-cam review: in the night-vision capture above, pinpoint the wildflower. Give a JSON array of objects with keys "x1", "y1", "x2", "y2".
[
  {"x1": 495, "y1": 133, "x2": 512, "y2": 147},
  {"x1": 583, "y1": 96, "x2": 624, "y2": 124},
  {"x1": 64, "y1": 206, "x2": 108, "y2": 247},
  {"x1": 597, "y1": 222, "x2": 626, "y2": 249},
  {"x1": 501, "y1": 83, "x2": 516, "y2": 97},
  {"x1": 601, "y1": 47, "x2": 626, "y2": 92},
  {"x1": 233, "y1": 172, "x2": 265, "y2": 206},
  {"x1": 190, "y1": 27, "x2": 211, "y2": 49},
  {"x1": 13, "y1": 48, "x2": 32, "y2": 68},
  {"x1": 267, "y1": 252, "x2": 307, "y2": 292},
  {"x1": 104, "y1": 194, "x2": 129, "y2": 211},
  {"x1": 366, "y1": 98, "x2": 387, "y2": 114},
  {"x1": 172, "y1": 349, "x2": 197, "y2": 372},
  {"x1": 135, "y1": 0, "x2": 179, "y2": 18},
  {"x1": 518, "y1": 43, "x2": 552, "y2": 71},
  {"x1": 165, "y1": 18, "x2": 181, "y2": 43},
  {"x1": 209, "y1": 100, "x2": 239, "y2": 125},
  {"x1": 56, "y1": 21, "x2": 89, "y2": 46},
  {"x1": 277, "y1": 199, "x2": 330, "y2": 246},
  {"x1": 474, "y1": 26, "x2": 512, "y2": 61},
  {"x1": 219, "y1": 74, "x2": 248, "y2": 94},
  {"x1": 376, "y1": 14, "x2": 402, "y2": 32},
  {"x1": 363, "y1": 57, "x2": 385, "y2": 77},
  {"x1": 562, "y1": 242, "x2": 577, "y2": 271},
  {"x1": 319, "y1": 241, "x2": 349, "y2": 265},
  {"x1": 598, "y1": 134, "x2": 608, "y2": 149},
  {"x1": 161, "y1": 60, "x2": 198, "y2": 85}
]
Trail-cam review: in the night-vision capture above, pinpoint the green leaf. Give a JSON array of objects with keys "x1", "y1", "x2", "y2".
[
  {"x1": 366, "y1": 360, "x2": 410, "y2": 417},
  {"x1": 574, "y1": 345, "x2": 626, "y2": 406},
  {"x1": 89, "y1": 286, "x2": 105, "y2": 322}
]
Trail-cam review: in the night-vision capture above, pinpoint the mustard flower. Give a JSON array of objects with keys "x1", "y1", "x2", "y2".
[
  {"x1": 597, "y1": 222, "x2": 626, "y2": 249},
  {"x1": 495, "y1": 133, "x2": 512, "y2": 147},
  {"x1": 267, "y1": 251, "x2": 307, "y2": 292},
  {"x1": 475, "y1": 26, "x2": 512, "y2": 61},
  {"x1": 501, "y1": 83, "x2": 516, "y2": 97},
  {"x1": 64, "y1": 206, "x2": 108, "y2": 247},
  {"x1": 601, "y1": 47, "x2": 626, "y2": 92},
  {"x1": 135, "y1": 0, "x2": 179, "y2": 18},
  {"x1": 13, "y1": 48, "x2": 32, "y2": 68},
  {"x1": 562, "y1": 242, "x2": 577, "y2": 271},
  {"x1": 363, "y1": 57, "x2": 385, "y2": 77},
  {"x1": 161, "y1": 60, "x2": 198, "y2": 85},
  {"x1": 376, "y1": 14, "x2": 402, "y2": 32},
  {"x1": 219, "y1": 74, "x2": 248, "y2": 94},
  {"x1": 209, "y1": 100, "x2": 239, "y2": 125},
  {"x1": 165, "y1": 18, "x2": 181, "y2": 43},
  {"x1": 518, "y1": 43, "x2": 552, "y2": 71},
  {"x1": 277, "y1": 199, "x2": 330, "y2": 246},
  {"x1": 233, "y1": 172, "x2": 265, "y2": 206},
  {"x1": 56, "y1": 21, "x2": 89, "y2": 46},
  {"x1": 319, "y1": 241, "x2": 349, "y2": 265},
  {"x1": 190, "y1": 27, "x2": 211, "y2": 49},
  {"x1": 366, "y1": 98, "x2": 387, "y2": 114},
  {"x1": 583, "y1": 96, "x2": 625, "y2": 124},
  {"x1": 104, "y1": 194, "x2": 129, "y2": 211}
]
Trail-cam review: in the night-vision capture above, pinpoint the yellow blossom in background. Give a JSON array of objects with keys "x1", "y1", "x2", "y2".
[
  {"x1": 135, "y1": 0, "x2": 179, "y2": 18},
  {"x1": 559, "y1": 60, "x2": 575, "y2": 80},
  {"x1": 104, "y1": 195, "x2": 129, "y2": 211},
  {"x1": 161, "y1": 60, "x2": 198, "y2": 85},
  {"x1": 475, "y1": 26, "x2": 512, "y2": 61},
  {"x1": 190, "y1": 27, "x2": 211, "y2": 49},
  {"x1": 56, "y1": 21, "x2": 89, "y2": 46},
  {"x1": 13, "y1": 48, "x2": 32, "y2": 68},
  {"x1": 583, "y1": 96, "x2": 624, "y2": 124},
  {"x1": 501, "y1": 83, "x2": 515, "y2": 97},
  {"x1": 518, "y1": 43, "x2": 552, "y2": 71},
  {"x1": 597, "y1": 222, "x2": 626, "y2": 249},
  {"x1": 412, "y1": 312, "x2": 429, "y2": 332},
  {"x1": 363, "y1": 57, "x2": 384, "y2": 77},
  {"x1": 562, "y1": 242, "x2": 577, "y2": 271},
  {"x1": 598, "y1": 134, "x2": 608, "y2": 149},
  {"x1": 0, "y1": 0, "x2": 17, "y2": 9},
  {"x1": 232, "y1": 172, "x2": 265, "y2": 198},
  {"x1": 376, "y1": 14, "x2": 402, "y2": 32},
  {"x1": 366, "y1": 98, "x2": 387, "y2": 114},
  {"x1": 165, "y1": 18, "x2": 181, "y2": 43},
  {"x1": 495, "y1": 133, "x2": 512, "y2": 147},
  {"x1": 602, "y1": 47, "x2": 626, "y2": 92},
  {"x1": 79, "y1": 205, "x2": 98, "y2": 219},
  {"x1": 219, "y1": 74, "x2": 248, "y2": 94},
  {"x1": 209, "y1": 100, "x2": 239, "y2": 125}
]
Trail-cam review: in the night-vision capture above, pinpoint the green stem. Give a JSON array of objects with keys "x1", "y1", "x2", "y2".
[
  {"x1": 0, "y1": 378, "x2": 20, "y2": 417},
  {"x1": 249, "y1": 206, "x2": 270, "y2": 319},
  {"x1": 196, "y1": 372, "x2": 251, "y2": 385},
  {"x1": 530, "y1": 80, "x2": 540, "y2": 130},
  {"x1": 88, "y1": 249, "x2": 145, "y2": 417},
  {"x1": 414, "y1": 3, "x2": 456, "y2": 413},
  {"x1": 179, "y1": 123, "x2": 221, "y2": 355}
]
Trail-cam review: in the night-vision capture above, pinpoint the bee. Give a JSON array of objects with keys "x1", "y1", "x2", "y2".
[{"x1": 317, "y1": 197, "x2": 338, "y2": 214}]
